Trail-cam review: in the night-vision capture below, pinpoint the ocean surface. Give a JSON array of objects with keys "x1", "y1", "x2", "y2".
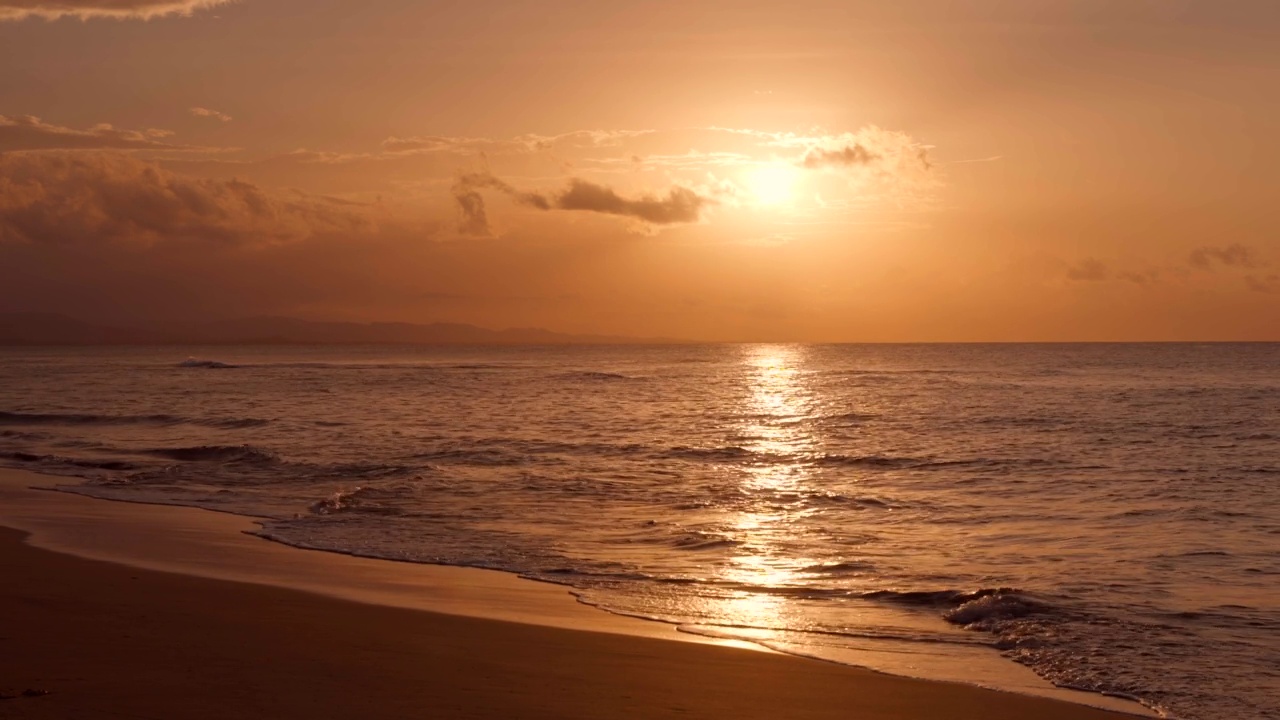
[{"x1": 1, "y1": 344, "x2": 1276, "y2": 719}]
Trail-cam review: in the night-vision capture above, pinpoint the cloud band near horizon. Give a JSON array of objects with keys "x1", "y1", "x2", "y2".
[
  {"x1": 0, "y1": 152, "x2": 370, "y2": 246},
  {"x1": 0, "y1": 0, "x2": 232, "y2": 21}
]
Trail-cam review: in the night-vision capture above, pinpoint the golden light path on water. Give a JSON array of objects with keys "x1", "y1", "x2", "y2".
[{"x1": 716, "y1": 345, "x2": 821, "y2": 632}]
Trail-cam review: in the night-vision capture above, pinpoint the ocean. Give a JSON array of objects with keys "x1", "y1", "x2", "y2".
[{"x1": 1, "y1": 343, "x2": 1276, "y2": 719}]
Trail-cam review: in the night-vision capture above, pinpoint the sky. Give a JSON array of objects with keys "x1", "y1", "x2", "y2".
[{"x1": 1, "y1": 0, "x2": 1277, "y2": 341}]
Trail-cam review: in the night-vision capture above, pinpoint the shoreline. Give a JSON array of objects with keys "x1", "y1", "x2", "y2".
[{"x1": 0, "y1": 468, "x2": 1154, "y2": 718}]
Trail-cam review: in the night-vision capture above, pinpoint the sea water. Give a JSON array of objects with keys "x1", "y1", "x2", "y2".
[{"x1": 1, "y1": 344, "x2": 1276, "y2": 719}]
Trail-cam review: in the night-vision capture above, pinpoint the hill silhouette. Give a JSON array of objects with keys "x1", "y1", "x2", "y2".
[{"x1": 0, "y1": 313, "x2": 677, "y2": 346}]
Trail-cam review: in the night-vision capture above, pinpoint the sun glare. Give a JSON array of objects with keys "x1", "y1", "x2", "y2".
[{"x1": 747, "y1": 164, "x2": 800, "y2": 207}]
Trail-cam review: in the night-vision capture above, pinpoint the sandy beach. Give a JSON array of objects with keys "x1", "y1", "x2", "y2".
[{"x1": 0, "y1": 470, "x2": 1152, "y2": 720}]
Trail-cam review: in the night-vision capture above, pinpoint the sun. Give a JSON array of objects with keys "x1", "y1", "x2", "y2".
[{"x1": 746, "y1": 163, "x2": 800, "y2": 207}]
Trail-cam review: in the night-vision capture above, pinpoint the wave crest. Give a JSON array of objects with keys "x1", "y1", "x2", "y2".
[
  {"x1": 944, "y1": 591, "x2": 1049, "y2": 628},
  {"x1": 145, "y1": 444, "x2": 279, "y2": 464}
]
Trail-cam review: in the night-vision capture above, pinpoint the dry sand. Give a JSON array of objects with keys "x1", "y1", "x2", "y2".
[{"x1": 0, "y1": 470, "x2": 1151, "y2": 719}]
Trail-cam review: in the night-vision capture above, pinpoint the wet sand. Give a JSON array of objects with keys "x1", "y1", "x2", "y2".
[{"x1": 0, "y1": 470, "x2": 1149, "y2": 719}]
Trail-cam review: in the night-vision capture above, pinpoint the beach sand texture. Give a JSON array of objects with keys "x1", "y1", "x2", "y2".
[{"x1": 0, "y1": 470, "x2": 1146, "y2": 719}]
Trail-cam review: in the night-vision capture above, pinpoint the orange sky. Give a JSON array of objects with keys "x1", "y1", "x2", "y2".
[{"x1": 1, "y1": 1, "x2": 1277, "y2": 341}]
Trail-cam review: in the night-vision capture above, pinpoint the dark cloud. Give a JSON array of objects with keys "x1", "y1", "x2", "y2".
[
  {"x1": 555, "y1": 179, "x2": 706, "y2": 224},
  {"x1": 0, "y1": 0, "x2": 232, "y2": 20},
  {"x1": 0, "y1": 114, "x2": 191, "y2": 151},
  {"x1": 453, "y1": 183, "x2": 491, "y2": 237},
  {"x1": 451, "y1": 172, "x2": 550, "y2": 236},
  {"x1": 455, "y1": 172, "x2": 550, "y2": 209},
  {"x1": 1188, "y1": 244, "x2": 1261, "y2": 270},
  {"x1": 452, "y1": 172, "x2": 708, "y2": 236},
  {"x1": 801, "y1": 144, "x2": 880, "y2": 169},
  {"x1": 0, "y1": 152, "x2": 371, "y2": 246},
  {"x1": 1066, "y1": 258, "x2": 1109, "y2": 282}
]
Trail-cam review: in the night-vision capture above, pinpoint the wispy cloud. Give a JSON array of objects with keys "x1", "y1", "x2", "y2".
[
  {"x1": 1188, "y1": 244, "x2": 1262, "y2": 270},
  {"x1": 514, "y1": 129, "x2": 653, "y2": 152},
  {"x1": 793, "y1": 128, "x2": 934, "y2": 175},
  {"x1": 0, "y1": 114, "x2": 192, "y2": 151},
  {"x1": 1066, "y1": 258, "x2": 1109, "y2": 282},
  {"x1": 1245, "y1": 274, "x2": 1279, "y2": 294},
  {"x1": 382, "y1": 135, "x2": 492, "y2": 154},
  {"x1": 579, "y1": 150, "x2": 752, "y2": 171},
  {"x1": 0, "y1": 0, "x2": 233, "y2": 21},
  {"x1": 189, "y1": 106, "x2": 232, "y2": 123},
  {"x1": 1116, "y1": 269, "x2": 1162, "y2": 286},
  {"x1": 948, "y1": 155, "x2": 1004, "y2": 164},
  {"x1": 1065, "y1": 246, "x2": 1273, "y2": 292},
  {"x1": 382, "y1": 129, "x2": 653, "y2": 156},
  {"x1": 801, "y1": 143, "x2": 880, "y2": 169}
]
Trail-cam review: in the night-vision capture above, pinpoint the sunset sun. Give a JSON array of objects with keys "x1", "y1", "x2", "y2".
[{"x1": 747, "y1": 163, "x2": 800, "y2": 207}]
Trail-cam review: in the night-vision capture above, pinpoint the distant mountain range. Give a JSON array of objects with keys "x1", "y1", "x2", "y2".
[{"x1": 0, "y1": 313, "x2": 678, "y2": 346}]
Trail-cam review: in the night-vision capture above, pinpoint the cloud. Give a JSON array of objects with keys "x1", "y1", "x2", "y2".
[
  {"x1": 452, "y1": 172, "x2": 709, "y2": 236},
  {"x1": 451, "y1": 173, "x2": 500, "y2": 236},
  {"x1": 1066, "y1": 258, "x2": 1109, "y2": 282},
  {"x1": 514, "y1": 129, "x2": 653, "y2": 152},
  {"x1": 0, "y1": 152, "x2": 370, "y2": 246},
  {"x1": 555, "y1": 179, "x2": 707, "y2": 225},
  {"x1": 1065, "y1": 259, "x2": 1166, "y2": 286},
  {"x1": 582, "y1": 150, "x2": 752, "y2": 172},
  {"x1": 0, "y1": 114, "x2": 189, "y2": 151},
  {"x1": 0, "y1": 0, "x2": 232, "y2": 21},
  {"x1": 381, "y1": 135, "x2": 505, "y2": 155},
  {"x1": 785, "y1": 127, "x2": 936, "y2": 198},
  {"x1": 451, "y1": 172, "x2": 551, "y2": 235},
  {"x1": 382, "y1": 130, "x2": 653, "y2": 156},
  {"x1": 1117, "y1": 269, "x2": 1161, "y2": 286},
  {"x1": 801, "y1": 143, "x2": 880, "y2": 169},
  {"x1": 948, "y1": 155, "x2": 1004, "y2": 164},
  {"x1": 1188, "y1": 244, "x2": 1261, "y2": 270},
  {"x1": 166, "y1": 125, "x2": 938, "y2": 207},
  {"x1": 1245, "y1": 274, "x2": 1279, "y2": 294},
  {"x1": 189, "y1": 107, "x2": 232, "y2": 123},
  {"x1": 452, "y1": 184, "x2": 490, "y2": 236}
]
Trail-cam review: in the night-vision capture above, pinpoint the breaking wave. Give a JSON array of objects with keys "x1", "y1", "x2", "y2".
[
  {"x1": 559, "y1": 370, "x2": 640, "y2": 381},
  {"x1": 144, "y1": 444, "x2": 280, "y2": 464}
]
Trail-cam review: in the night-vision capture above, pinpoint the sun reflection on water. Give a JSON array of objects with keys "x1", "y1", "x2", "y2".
[{"x1": 717, "y1": 345, "x2": 823, "y2": 629}]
